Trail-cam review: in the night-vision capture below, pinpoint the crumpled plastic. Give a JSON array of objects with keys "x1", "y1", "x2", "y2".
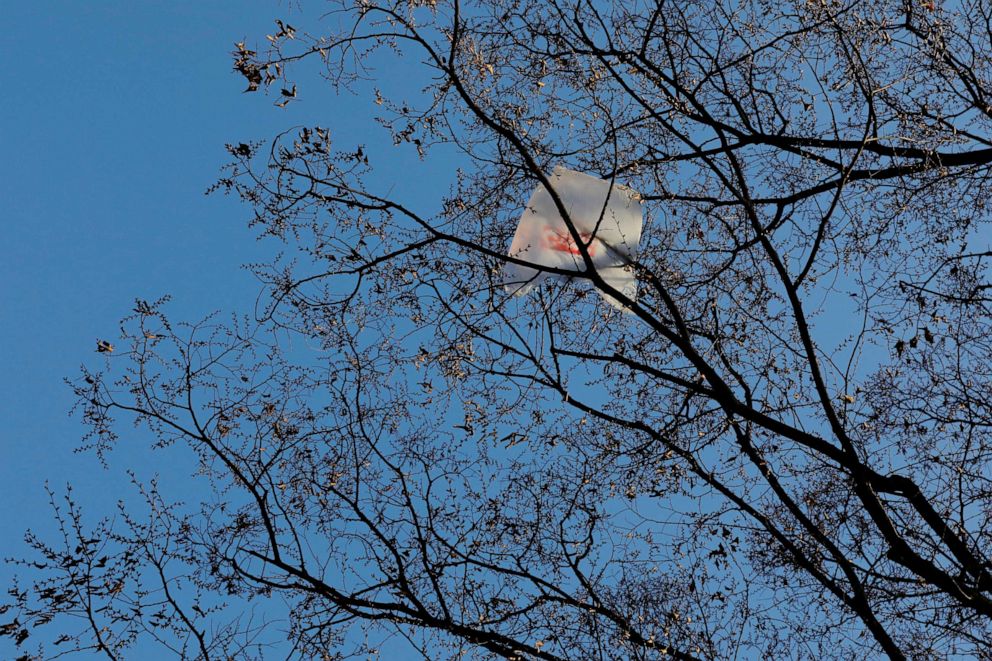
[{"x1": 503, "y1": 166, "x2": 643, "y2": 310}]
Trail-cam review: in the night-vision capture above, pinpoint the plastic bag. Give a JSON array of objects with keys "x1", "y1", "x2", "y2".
[{"x1": 503, "y1": 166, "x2": 643, "y2": 310}]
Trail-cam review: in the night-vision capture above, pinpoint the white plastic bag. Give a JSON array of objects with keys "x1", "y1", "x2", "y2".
[{"x1": 503, "y1": 166, "x2": 643, "y2": 310}]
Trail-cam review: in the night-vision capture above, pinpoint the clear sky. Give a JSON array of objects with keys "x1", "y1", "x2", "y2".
[
  {"x1": 0, "y1": 3, "x2": 455, "y2": 654},
  {"x1": 0, "y1": 0, "x2": 204, "y2": 556},
  {"x1": 1, "y1": 1, "x2": 270, "y2": 529}
]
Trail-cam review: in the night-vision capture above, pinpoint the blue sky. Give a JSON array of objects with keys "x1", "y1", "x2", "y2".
[
  {"x1": 1, "y1": 1, "x2": 277, "y2": 534},
  {"x1": 1, "y1": 2, "x2": 474, "y2": 656},
  {"x1": 0, "y1": 0, "x2": 452, "y2": 647}
]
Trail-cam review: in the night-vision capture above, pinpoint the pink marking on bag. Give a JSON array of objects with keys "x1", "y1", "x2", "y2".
[{"x1": 544, "y1": 226, "x2": 596, "y2": 256}]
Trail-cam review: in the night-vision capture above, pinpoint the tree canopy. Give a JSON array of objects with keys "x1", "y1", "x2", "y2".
[{"x1": 6, "y1": 1, "x2": 992, "y2": 659}]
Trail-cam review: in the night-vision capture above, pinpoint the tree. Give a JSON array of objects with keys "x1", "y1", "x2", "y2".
[{"x1": 5, "y1": 0, "x2": 992, "y2": 658}]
